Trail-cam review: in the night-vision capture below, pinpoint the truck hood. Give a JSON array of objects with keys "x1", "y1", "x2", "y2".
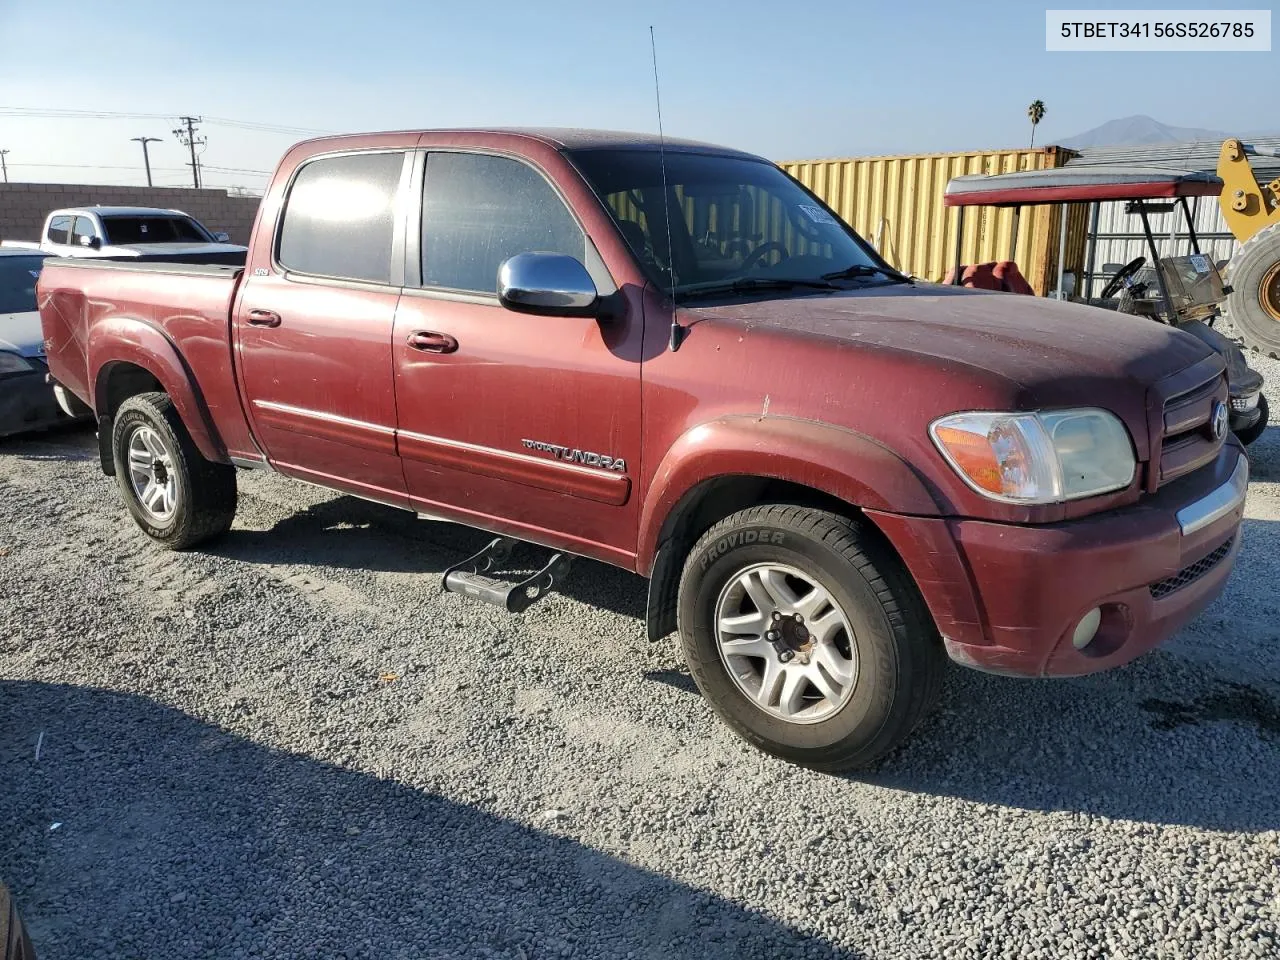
[
  {"x1": 681, "y1": 283, "x2": 1213, "y2": 392},
  {"x1": 0, "y1": 310, "x2": 44, "y2": 358}
]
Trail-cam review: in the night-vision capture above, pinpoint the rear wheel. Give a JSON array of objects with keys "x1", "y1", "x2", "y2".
[
  {"x1": 676, "y1": 504, "x2": 944, "y2": 771},
  {"x1": 111, "y1": 392, "x2": 237, "y2": 549},
  {"x1": 1226, "y1": 223, "x2": 1280, "y2": 357}
]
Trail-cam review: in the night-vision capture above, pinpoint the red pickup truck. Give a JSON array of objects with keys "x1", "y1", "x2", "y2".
[{"x1": 38, "y1": 128, "x2": 1248, "y2": 769}]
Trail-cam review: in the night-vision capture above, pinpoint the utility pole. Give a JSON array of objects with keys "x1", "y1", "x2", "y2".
[
  {"x1": 172, "y1": 116, "x2": 206, "y2": 188},
  {"x1": 130, "y1": 137, "x2": 161, "y2": 187},
  {"x1": 0, "y1": 150, "x2": 9, "y2": 184}
]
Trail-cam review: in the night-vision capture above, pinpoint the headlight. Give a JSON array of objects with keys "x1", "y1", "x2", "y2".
[
  {"x1": 930, "y1": 408, "x2": 1136, "y2": 504},
  {"x1": 0, "y1": 351, "x2": 35, "y2": 376}
]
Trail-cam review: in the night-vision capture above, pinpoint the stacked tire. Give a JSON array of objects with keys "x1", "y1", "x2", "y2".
[{"x1": 1226, "y1": 223, "x2": 1280, "y2": 358}]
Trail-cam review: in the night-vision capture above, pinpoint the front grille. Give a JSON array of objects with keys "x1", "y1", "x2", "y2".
[
  {"x1": 1155, "y1": 371, "x2": 1227, "y2": 488},
  {"x1": 1149, "y1": 538, "x2": 1233, "y2": 600}
]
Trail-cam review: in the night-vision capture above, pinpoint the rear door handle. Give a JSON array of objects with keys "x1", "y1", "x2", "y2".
[
  {"x1": 246, "y1": 309, "x2": 282, "y2": 328},
  {"x1": 407, "y1": 330, "x2": 458, "y2": 354}
]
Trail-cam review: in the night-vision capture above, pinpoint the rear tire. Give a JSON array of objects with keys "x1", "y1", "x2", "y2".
[
  {"x1": 111, "y1": 392, "x2": 237, "y2": 550},
  {"x1": 676, "y1": 505, "x2": 944, "y2": 771},
  {"x1": 1226, "y1": 223, "x2": 1280, "y2": 357}
]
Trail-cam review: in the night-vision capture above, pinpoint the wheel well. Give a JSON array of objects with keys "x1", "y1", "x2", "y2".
[
  {"x1": 95, "y1": 362, "x2": 164, "y2": 475},
  {"x1": 645, "y1": 475, "x2": 868, "y2": 642}
]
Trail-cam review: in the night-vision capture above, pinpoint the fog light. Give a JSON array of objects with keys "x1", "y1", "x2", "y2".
[
  {"x1": 1231, "y1": 393, "x2": 1260, "y2": 413},
  {"x1": 1071, "y1": 607, "x2": 1102, "y2": 650}
]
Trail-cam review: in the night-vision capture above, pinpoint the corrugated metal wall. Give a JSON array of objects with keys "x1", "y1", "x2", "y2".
[
  {"x1": 1084, "y1": 198, "x2": 1237, "y2": 300},
  {"x1": 780, "y1": 146, "x2": 1089, "y2": 295},
  {"x1": 1063, "y1": 137, "x2": 1279, "y2": 299}
]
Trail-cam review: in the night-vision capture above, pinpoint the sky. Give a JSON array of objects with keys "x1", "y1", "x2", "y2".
[{"x1": 0, "y1": 0, "x2": 1275, "y2": 193}]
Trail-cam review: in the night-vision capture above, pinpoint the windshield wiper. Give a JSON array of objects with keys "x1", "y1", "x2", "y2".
[
  {"x1": 680, "y1": 276, "x2": 842, "y2": 299},
  {"x1": 821, "y1": 263, "x2": 912, "y2": 284}
]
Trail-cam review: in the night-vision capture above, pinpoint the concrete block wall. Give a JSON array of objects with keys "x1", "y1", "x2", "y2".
[{"x1": 0, "y1": 183, "x2": 262, "y2": 245}]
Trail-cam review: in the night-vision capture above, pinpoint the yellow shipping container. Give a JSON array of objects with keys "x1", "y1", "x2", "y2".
[{"x1": 781, "y1": 146, "x2": 1089, "y2": 296}]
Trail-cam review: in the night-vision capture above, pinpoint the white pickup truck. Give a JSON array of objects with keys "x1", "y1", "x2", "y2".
[{"x1": 2, "y1": 206, "x2": 247, "y2": 263}]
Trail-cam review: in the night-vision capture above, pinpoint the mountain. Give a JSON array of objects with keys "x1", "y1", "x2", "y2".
[{"x1": 1058, "y1": 115, "x2": 1228, "y2": 149}]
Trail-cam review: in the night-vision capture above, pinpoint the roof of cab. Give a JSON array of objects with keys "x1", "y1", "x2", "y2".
[
  {"x1": 53, "y1": 206, "x2": 190, "y2": 218},
  {"x1": 944, "y1": 166, "x2": 1224, "y2": 207},
  {"x1": 295, "y1": 127, "x2": 763, "y2": 159}
]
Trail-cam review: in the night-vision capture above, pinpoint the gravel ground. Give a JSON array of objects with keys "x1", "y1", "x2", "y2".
[{"x1": 1, "y1": 355, "x2": 1278, "y2": 960}]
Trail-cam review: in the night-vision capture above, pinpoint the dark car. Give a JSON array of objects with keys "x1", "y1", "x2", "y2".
[{"x1": 0, "y1": 249, "x2": 89, "y2": 439}]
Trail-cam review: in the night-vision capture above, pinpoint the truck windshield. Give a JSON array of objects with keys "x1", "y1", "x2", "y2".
[
  {"x1": 568, "y1": 148, "x2": 890, "y2": 296},
  {"x1": 0, "y1": 255, "x2": 46, "y2": 313},
  {"x1": 100, "y1": 215, "x2": 213, "y2": 245}
]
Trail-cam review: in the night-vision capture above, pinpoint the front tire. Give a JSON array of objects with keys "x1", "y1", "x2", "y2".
[
  {"x1": 111, "y1": 392, "x2": 237, "y2": 550},
  {"x1": 676, "y1": 505, "x2": 944, "y2": 771}
]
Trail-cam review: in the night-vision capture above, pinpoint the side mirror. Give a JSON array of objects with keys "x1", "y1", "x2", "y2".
[
  {"x1": 79, "y1": 235, "x2": 101, "y2": 249},
  {"x1": 213, "y1": 232, "x2": 230, "y2": 243},
  {"x1": 498, "y1": 252, "x2": 601, "y2": 318}
]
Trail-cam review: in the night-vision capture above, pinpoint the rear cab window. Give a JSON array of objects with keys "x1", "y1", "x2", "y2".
[
  {"x1": 276, "y1": 152, "x2": 408, "y2": 284},
  {"x1": 419, "y1": 152, "x2": 590, "y2": 295},
  {"x1": 100, "y1": 215, "x2": 212, "y2": 245}
]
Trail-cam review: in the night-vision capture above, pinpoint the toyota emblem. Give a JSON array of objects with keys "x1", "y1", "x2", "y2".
[{"x1": 1211, "y1": 400, "x2": 1229, "y2": 441}]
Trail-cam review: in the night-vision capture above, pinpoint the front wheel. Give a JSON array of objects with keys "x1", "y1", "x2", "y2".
[
  {"x1": 676, "y1": 505, "x2": 944, "y2": 771},
  {"x1": 111, "y1": 392, "x2": 237, "y2": 550}
]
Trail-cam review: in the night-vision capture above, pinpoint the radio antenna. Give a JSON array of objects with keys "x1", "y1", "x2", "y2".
[{"x1": 649, "y1": 26, "x2": 683, "y2": 351}]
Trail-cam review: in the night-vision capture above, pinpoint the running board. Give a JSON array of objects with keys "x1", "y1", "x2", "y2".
[{"x1": 442, "y1": 537, "x2": 573, "y2": 614}]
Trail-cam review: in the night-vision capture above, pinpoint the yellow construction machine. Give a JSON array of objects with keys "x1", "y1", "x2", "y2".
[{"x1": 1219, "y1": 138, "x2": 1280, "y2": 356}]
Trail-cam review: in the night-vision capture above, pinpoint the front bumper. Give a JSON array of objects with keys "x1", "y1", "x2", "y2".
[
  {"x1": 0, "y1": 364, "x2": 81, "y2": 439},
  {"x1": 870, "y1": 444, "x2": 1247, "y2": 678}
]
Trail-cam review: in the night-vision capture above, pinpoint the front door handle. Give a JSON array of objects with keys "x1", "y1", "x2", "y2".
[
  {"x1": 407, "y1": 330, "x2": 458, "y2": 354},
  {"x1": 247, "y1": 309, "x2": 282, "y2": 328}
]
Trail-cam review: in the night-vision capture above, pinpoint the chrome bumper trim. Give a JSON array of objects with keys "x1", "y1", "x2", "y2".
[{"x1": 1176, "y1": 454, "x2": 1248, "y2": 536}]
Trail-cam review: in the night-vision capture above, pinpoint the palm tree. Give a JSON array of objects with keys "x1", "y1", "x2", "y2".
[{"x1": 1027, "y1": 100, "x2": 1046, "y2": 149}]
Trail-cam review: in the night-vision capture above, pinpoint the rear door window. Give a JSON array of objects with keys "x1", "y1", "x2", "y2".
[
  {"x1": 420, "y1": 152, "x2": 586, "y2": 294},
  {"x1": 46, "y1": 215, "x2": 72, "y2": 245},
  {"x1": 276, "y1": 152, "x2": 407, "y2": 284}
]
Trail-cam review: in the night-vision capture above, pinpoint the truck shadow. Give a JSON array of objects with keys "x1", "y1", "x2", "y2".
[
  {"x1": 211, "y1": 494, "x2": 649, "y2": 620},
  {"x1": 0, "y1": 680, "x2": 853, "y2": 960},
  {"x1": 857, "y1": 659, "x2": 1280, "y2": 833},
  {"x1": 1244, "y1": 423, "x2": 1279, "y2": 480},
  {"x1": 861, "y1": 513, "x2": 1280, "y2": 831},
  {"x1": 216, "y1": 497, "x2": 1280, "y2": 832}
]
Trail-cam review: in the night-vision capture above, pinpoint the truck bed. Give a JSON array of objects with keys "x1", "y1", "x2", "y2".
[{"x1": 37, "y1": 257, "x2": 258, "y2": 461}]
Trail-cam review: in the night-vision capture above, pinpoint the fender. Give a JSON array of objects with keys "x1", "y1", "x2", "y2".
[
  {"x1": 88, "y1": 316, "x2": 228, "y2": 464},
  {"x1": 637, "y1": 414, "x2": 942, "y2": 574}
]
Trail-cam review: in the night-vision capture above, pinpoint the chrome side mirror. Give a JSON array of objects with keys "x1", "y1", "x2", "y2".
[
  {"x1": 498, "y1": 252, "x2": 601, "y2": 318},
  {"x1": 79, "y1": 235, "x2": 101, "y2": 249}
]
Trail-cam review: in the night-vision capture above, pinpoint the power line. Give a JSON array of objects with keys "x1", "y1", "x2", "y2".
[
  {"x1": 6, "y1": 162, "x2": 267, "y2": 175},
  {"x1": 0, "y1": 106, "x2": 332, "y2": 136}
]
